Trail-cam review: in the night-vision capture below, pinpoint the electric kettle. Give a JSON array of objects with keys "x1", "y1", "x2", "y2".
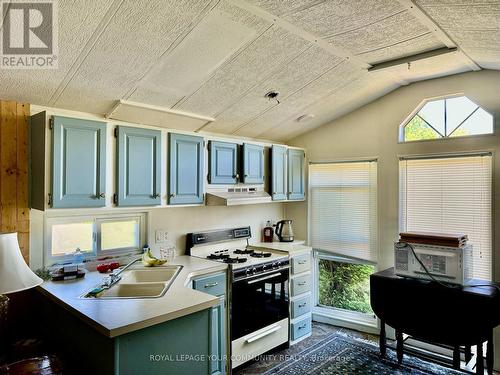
[{"x1": 275, "y1": 220, "x2": 294, "y2": 242}]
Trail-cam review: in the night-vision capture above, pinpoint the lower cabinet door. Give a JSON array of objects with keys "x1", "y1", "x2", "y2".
[{"x1": 210, "y1": 297, "x2": 226, "y2": 375}]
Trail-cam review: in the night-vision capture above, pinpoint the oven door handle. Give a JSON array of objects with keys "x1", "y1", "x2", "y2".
[
  {"x1": 246, "y1": 325, "x2": 282, "y2": 344},
  {"x1": 247, "y1": 272, "x2": 282, "y2": 285}
]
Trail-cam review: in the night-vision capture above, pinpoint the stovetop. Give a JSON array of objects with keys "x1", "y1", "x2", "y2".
[{"x1": 201, "y1": 247, "x2": 287, "y2": 269}]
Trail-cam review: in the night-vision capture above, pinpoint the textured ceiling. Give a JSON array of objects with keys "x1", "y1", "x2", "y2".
[{"x1": 1, "y1": 0, "x2": 498, "y2": 141}]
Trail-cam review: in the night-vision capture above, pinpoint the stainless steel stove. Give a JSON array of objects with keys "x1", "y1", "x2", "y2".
[{"x1": 186, "y1": 226, "x2": 290, "y2": 369}]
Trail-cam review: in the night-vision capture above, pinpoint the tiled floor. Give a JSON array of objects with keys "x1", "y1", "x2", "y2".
[{"x1": 233, "y1": 322, "x2": 377, "y2": 374}]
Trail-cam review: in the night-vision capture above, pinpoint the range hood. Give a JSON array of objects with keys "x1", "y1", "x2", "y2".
[{"x1": 206, "y1": 188, "x2": 272, "y2": 206}]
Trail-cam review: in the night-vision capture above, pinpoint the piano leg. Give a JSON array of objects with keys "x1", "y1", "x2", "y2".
[
  {"x1": 379, "y1": 320, "x2": 386, "y2": 358},
  {"x1": 396, "y1": 330, "x2": 404, "y2": 364},
  {"x1": 477, "y1": 341, "x2": 484, "y2": 375}
]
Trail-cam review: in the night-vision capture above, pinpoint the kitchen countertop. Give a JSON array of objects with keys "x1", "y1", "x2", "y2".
[
  {"x1": 250, "y1": 240, "x2": 311, "y2": 254},
  {"x1": 36, "y1": 256, "x2": 227, "y2": 338}
]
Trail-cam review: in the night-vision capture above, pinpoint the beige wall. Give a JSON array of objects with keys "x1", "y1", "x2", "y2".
[
  {"x1": 285, "y1": 69, "x2": 500, "y2": 368},
  {"x1": 149, "y1": 203, "x2": 284, "y2": 255},
  {"x1": 287, "y1": 69, "x2": 500, "y2": 275}
]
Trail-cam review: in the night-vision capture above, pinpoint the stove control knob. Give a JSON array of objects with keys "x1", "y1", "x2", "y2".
[
  {"x1": 262, "y1": 264, "x2": 268, "y2": 272},
  {"x1": 245, "y1": 268, "x2": 252, "y2": 276},
  {"x1": 276, "y1": 261, "x2": 282, "y2": 268},
  {"x1": 252, "y1": 267, "x2": 257, "y2": 274}
]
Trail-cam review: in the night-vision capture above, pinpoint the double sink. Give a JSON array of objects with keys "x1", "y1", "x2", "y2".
[{"x1": 83, "y1": 265, "x2": 183, "y2": 299}]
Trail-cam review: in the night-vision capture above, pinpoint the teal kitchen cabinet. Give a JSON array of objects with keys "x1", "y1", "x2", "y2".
[
  {"x1": 37, "y1": 290, "x2": 213, "y2": 375},
  {"x1": 169, "y1": 133, "x2": 204, "y2": 205},
  {"x1": 52, "y1": 116, "x2": 107, "y2": 208},
  {"x1": 30, "y1": 111, "x2": 106, "y2": 211},
  {"x1": 209, "y1": 141, "x2": 238, "y2": 184},
  {"x1": 271, "y1": 145, "x2": 287, "y2": 201},
  {"x1": 287, "y1": 149, "x2": 305, "y2": 200},
  {"x1": 242, "y1": 143, "x2": 264, "y2": 184},
  {"x1": 30, "y1": 112, "x2": 107, "y2": 209},
  {"x1": 116, "y1": 126, "x2": 161, "y2": 206},
  {"x1": 192, "y1": 272, "x2": 227, "y2": 375}
]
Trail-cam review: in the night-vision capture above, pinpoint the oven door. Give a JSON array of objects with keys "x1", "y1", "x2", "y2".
[{"x1": 231, "y1": 268, "x2": 289, "y2": 340}]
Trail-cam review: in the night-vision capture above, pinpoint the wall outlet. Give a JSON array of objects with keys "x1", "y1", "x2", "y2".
[{"x1": 155, "y1": 229, "x2": 165, "y2": 243}]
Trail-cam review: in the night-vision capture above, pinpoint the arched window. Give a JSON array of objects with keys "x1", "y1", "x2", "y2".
[{"x1": 401, "y1": 96, "x2": 494, "y2": 142}]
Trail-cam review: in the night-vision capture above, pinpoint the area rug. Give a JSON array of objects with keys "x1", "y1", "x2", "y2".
[{"x1": 263, "y1": 332, "x2": 465, "y2": 375}]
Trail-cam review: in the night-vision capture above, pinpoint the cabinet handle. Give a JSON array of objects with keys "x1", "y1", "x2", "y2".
[
  {"x1": 99, "y1": 192, "x2": 105, "y2": 198},
  {"x1": 299, "y1": 303, "x2": 307, "y2": 308},
  {"x1": 298, "y1": 260, "x2": 307, "y2": 265},
  {"x1": 298, "y1": 324, "x2": 307, "y2": 330},
  {"x1": 151, "y1": 194, "x2": 160, "y2": 199},
  {"x1": 298, "y1": 281, "x2": 307, "y2": 286},
  {"x1": 170, "y1": 193, "x2": 176, "y2": 198},
  {"x1": 246, "y1": 325, "x2": 281, "y2": 343},
  {"x1": 204, "y1": 282, "x2": 218, "y2": 288}
]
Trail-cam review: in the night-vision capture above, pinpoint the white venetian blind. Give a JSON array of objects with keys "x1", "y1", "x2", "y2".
[
  {"x1": 399, "y1": 154, "x2": 492, "y2": 280},
  {"x1": 309, "y1": 161, "x2": 378, "y2": 262}
]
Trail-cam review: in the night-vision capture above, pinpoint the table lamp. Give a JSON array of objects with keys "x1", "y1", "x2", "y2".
[{"x1": 0, "y1": 232, "x2": 43, "y2": 345}]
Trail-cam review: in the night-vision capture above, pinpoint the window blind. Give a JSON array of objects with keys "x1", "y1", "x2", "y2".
[
  {"x1": 399, "y1": 154, "x2": 492, "y2": 280},
  {"x1": 309, "y1": 161, "x2": 378, "y2": 262}
]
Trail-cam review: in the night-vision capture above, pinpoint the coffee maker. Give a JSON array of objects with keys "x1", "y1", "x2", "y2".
[{"x1": 275, "y1": 220, "x2": 294, "y2": 242}]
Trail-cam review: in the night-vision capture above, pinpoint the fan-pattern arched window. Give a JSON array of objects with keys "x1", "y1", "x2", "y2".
[{"x1": 402, "y1": 96, "x2": 494, "y2": 142}]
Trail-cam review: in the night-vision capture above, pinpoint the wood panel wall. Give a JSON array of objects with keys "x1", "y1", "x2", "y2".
[{"x1": 0, "y1": 101, "x2": 30, "y2": 262}]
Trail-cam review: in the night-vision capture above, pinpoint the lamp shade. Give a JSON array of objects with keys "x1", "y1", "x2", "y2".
[{"x1": 0, "y1": 232, "x2": 43, "y2": 294}]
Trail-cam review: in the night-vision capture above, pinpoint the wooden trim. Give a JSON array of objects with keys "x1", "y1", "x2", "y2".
[{"x1": 0, "y1": 100, "x2": 30, "y2": 262}]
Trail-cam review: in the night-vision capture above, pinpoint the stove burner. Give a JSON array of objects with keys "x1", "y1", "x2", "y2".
[
  {"x1": 207, "y1": 253, "x2": 230, "y2": 260},
  {"x1": 224, "y1": 257, "x2": 247, "y2": 264},
  {"x1": 234, "y1": 248, "x2": 254, "y2": 255},
  {"x1": 250, "y1": 251, "x2": 272, "y2": 258}
]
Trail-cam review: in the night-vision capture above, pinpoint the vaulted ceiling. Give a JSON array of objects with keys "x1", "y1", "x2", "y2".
[{"x1": 2, "y1": 0, "x2": 498, "y2": 141}]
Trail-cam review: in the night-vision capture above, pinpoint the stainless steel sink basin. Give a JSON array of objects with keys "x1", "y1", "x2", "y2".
[{"x1": 82, "y1": 265, "x2": 183, "y2": 299}]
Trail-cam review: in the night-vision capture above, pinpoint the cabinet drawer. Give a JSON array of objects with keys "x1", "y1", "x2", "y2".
[
  {"x1": 291, "y1": 317, "x2": 311, "y2": 341},
  {"x1": 291, "y1": 296, "x2": 311, "y2": 319},
  {"x1": 291, "y1": 274, "x2": 310, "y2": 296},
  {"x1": 193, "y1": 274, "x2": 226, "y2": 297},
  {"x1": 291, "y1": 254, "x2": 310, "y2": 274}
]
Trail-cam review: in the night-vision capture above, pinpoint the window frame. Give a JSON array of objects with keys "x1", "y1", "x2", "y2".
[
  {"x1": 44, "y1": 212, "x2": 147, "y2": 265},
  {"x1": 312, "y1": 251, "x2": 378, "y2": 331},
  {"x1": 307, "y1": 159, "x2": 379, "y2": 333},
  {"x1": 399, "y1": 94, "x2": 495, "y2": 143}
]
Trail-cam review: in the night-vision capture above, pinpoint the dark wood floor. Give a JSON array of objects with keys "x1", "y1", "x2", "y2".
[{"x1": 233, "y1": 322, "x2": 377, "y2": 375}]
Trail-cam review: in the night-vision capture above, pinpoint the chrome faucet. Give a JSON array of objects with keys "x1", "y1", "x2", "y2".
[{"x1": 101, "y1": 257, "x2": 141, "y2": 289}]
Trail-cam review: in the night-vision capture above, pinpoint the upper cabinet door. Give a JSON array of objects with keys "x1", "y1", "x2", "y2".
[
  {"x1": 271, "y1": 145, "x2": 287, "y2": 201},
  {"x1": 288, "y1": 149, "x2": 305, "y2": 200},
  {"x1": 169, "y1": 133, "x2": 204, "y2": 205},
  {"x1": 242, "y1": 143, "x2": 264, "y2": 184},
  {"x1": 52, "y1": 116, "x2": 106, "y2": 208},
  {"x1": 209, "y1": 141, "x2": 238, "y2": 184},
  {"x1": 116, "y1": 126, "x2": 161, "y2": 206}
]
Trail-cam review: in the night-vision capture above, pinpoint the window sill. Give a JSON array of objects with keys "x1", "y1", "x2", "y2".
[{"x1": 313, "y1": 306, "x2": 379, "y2": 335}]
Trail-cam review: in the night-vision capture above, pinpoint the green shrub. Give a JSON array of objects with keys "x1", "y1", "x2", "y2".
[{"x1": 318, "y1": 259, "x2": 374, "y2": 314}]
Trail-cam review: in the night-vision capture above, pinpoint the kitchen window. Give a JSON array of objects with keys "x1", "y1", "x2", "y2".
[
  {"x1": 45, "y1": 213, "x2": 147, "y2": 265},
  {"x1": 399, "y1": 153, "x2": 492, "y2": 280},
  {"x1": 309, "y1": 160, "x2": 378, "y2": 329},
  {"x1": 401, "y1": 95, "x2": 494, "y2": 142}
]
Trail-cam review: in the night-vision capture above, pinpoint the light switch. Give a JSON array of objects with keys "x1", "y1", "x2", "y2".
[{"x1": 155, "y1": 230, "x2": 165, "y2": 243}]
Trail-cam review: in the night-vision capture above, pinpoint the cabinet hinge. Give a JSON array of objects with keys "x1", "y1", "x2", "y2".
[
  {"x1": 114, "y1": 128, "x2": 118, "y2": 138},
  {"x1": 49, "y1": 118, "x2": 54, "y2": 130},
  {"x1": 113, "y1": 193, "x2": 118, "y2": 205}
]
